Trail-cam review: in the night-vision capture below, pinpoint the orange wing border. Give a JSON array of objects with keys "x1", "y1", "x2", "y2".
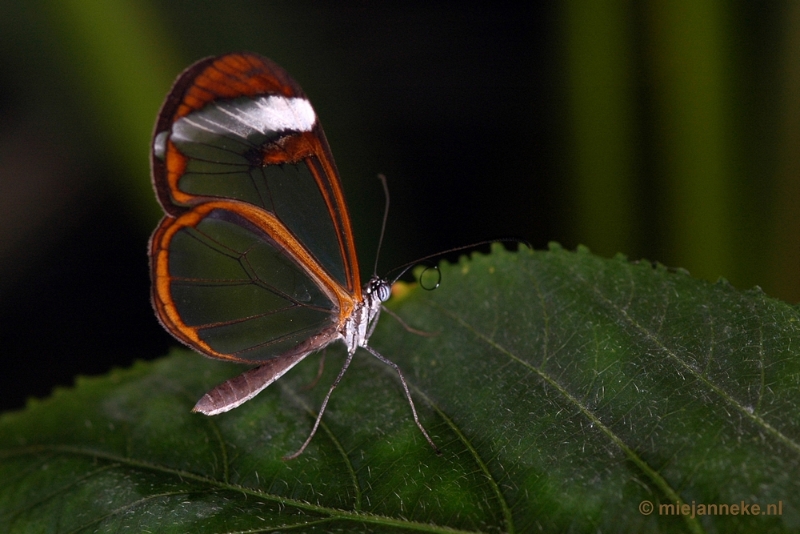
[
  {"x1": 149, "y1": 200, "x2": 357, "y2": 363},
  {"x1": 150, "y1": 52, "x2": 362, "y2": 299}
]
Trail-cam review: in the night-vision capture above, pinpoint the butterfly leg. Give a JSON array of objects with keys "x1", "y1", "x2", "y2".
[
  {"x1": 366, "y1": 306, "x2": 381, "y2": 339},
  {"x1": 362, "y1": 345, "x2": 441, "y2": 455},
  {"x1": 283, "y1": 350, "x2": 355, "y2": 460},
  {"x1": 380, "y1": 305, "x2": 438, "y2": 337},
  {"x1": 301, "y1": 348, "x2": 327, "y2": 391}
]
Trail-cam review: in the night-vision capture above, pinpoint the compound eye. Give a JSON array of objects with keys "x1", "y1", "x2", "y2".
[{"x1": 373, "y1": 279, "x2": 391, "y2": 302}]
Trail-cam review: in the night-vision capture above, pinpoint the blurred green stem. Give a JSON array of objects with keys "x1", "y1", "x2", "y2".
[
  {"x1": 44, "y1": 0, "x2": 179, "y2": 228},
  {"x1": 769, "y1": 2, "x2": 800, "y2": 302},
  {"x1": 564, "y1": 0, "x2": 637, "y2": 257},
  {"x1": 647, "y1": 0, "x2": 735, "y2": 282}
]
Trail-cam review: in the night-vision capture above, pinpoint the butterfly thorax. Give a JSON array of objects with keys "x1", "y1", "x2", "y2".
[{"x1": 340, "y1": 275, "x2": 391, "y2": 353}]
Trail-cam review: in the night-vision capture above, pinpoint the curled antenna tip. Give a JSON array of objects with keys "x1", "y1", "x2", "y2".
[{"x1": 386, "y1": 238, "x2": 531, "y2": 284}]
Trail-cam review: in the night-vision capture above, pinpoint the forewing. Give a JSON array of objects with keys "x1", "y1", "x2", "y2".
[{"x1": 151, "y1": 52, "x2": 360, "y2": 293}]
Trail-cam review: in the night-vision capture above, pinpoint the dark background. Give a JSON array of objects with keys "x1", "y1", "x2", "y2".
[{"x1": 2, "y1": 2, "x2": 799, "y2": 412}]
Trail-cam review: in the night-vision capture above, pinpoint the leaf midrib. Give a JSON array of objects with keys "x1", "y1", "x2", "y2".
[
  {"x1": 426, "y1": 268, "x2": 705, "y2": 534},
  {"x1": 576, "y1": 268, "x2": 800, "y2": 455},
  {"x1": 0, "y1": 445, "x2": 484, "y2": 534}
]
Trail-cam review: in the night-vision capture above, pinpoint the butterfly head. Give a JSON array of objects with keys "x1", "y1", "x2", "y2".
[{"x1": 365, "y1": 275, "x2": 392, "y2": 303}]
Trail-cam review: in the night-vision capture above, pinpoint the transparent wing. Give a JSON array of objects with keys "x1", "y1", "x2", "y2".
[
  {"x1": 151, "y1": 52, "x2": 360, "y2": 293},
  {"x1": 150, "y1": 202, "x2": 343, "y2": 363}
]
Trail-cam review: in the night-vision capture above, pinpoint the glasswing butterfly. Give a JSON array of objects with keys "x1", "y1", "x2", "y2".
[{"x1": 149, "y1": 52, "x2": 438, "y2": 459}]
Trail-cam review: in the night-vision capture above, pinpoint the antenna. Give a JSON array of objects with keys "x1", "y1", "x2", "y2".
[
  {"x1": 371, "y1": 174, "x2": 531, "y2": 285},
  {"x1": 373, "y1": 174, "x2": 391, "y2": 276},
  {"x1": 386, "y1": 238, "x2": 532, "y2": 284}
]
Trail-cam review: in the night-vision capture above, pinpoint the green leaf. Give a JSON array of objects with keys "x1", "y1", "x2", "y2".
[{"x1": 1, "y1": 245, "x2": 798, "y2": 533}]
